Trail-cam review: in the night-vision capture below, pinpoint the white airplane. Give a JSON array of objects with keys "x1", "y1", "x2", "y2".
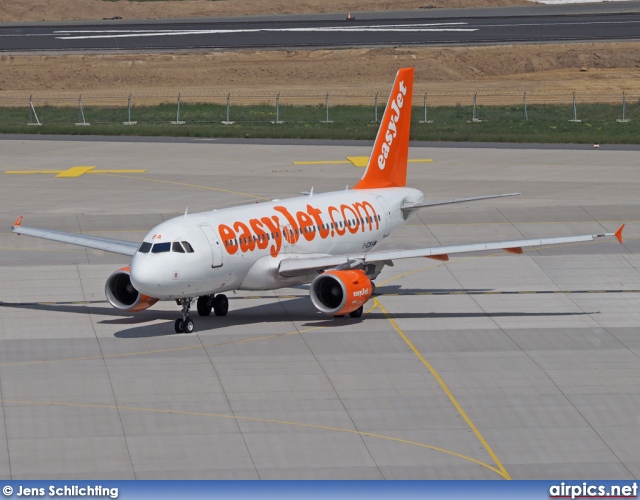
[{"x1": 12, "y1": 67, "x2": 624, "y2": 333}]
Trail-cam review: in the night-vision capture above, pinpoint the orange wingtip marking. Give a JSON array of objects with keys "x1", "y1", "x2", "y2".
[
  {"x1": 615, "y1": 224, "x2": 625, "y2": 244},
  {"x1": 427, "y1": 254, "x2": 449, "y2": 261},
  {"x1": 504, "y1": 247, "x2": 523, "y2": 254},
  {"x1": 13, "y1": 216, "x2": 23, "y2": 227}
]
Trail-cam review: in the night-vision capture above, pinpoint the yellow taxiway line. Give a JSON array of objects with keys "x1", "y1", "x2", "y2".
[
  {"x1": 293, "y1": 157, "x2": 433, "y2": 168},
  {"x1": 4, "y1": 166, "x2": 147, "y2": 178}
]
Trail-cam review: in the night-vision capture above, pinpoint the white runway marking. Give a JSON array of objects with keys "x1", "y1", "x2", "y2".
[{"x1": 53, "y1": 23, "x2": 478, "y2": 40}]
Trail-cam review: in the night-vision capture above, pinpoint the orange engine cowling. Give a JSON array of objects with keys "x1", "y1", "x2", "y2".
[
  {"x1": 310, "y1": 269, "x2": 373, "y2": 316},
  {"x1": 105, "y1": 267, "x2": 159, "y2": 312}
]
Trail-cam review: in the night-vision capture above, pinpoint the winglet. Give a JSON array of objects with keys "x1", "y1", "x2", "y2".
[
  {"x1": 615, "y1": 224, "x2": 625, "y2": 244},
  {"x1": 504, "y1": 247, "x2": 524, "y2": 254},
  {"x1": 13, "y1": 215, "x2": 23, "y2": 228}
]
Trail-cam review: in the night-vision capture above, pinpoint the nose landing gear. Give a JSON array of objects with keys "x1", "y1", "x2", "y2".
[
  {"x1": 175, "y1": 298, "x2": 195, "y2": 333},
  {"x1": 176, "y1": 294, "x2": 230, "y2": 333}
]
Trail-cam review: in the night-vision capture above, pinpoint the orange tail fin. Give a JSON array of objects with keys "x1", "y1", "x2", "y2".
[{"x1": 354, "y1": 67, "x2": 414, "y2": 190}]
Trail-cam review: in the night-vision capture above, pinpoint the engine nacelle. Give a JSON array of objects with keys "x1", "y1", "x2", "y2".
[
  {"x1": 310, "y1": 269, "x2": 373, "y2": 316},
  {"x1": 105, "y1": 267, "x2": 159, "y2": 312}
]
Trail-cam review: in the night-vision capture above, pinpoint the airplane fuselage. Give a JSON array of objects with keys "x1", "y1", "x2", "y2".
[{"x1": 130, "y1": 187, "x2": 424, "y2": 299}]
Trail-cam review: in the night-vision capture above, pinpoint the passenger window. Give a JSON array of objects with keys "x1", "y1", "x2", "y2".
[
  {"x1": 152, "y1": 242, "x2": 171, "y2": 253},
  {"x1": 182, "y1": 241, "x2": 194, "y2": 253},
  {"x1": 172, "y1": 242, "x2": 185, "y2": 253},
  {"x1": 138, "y1": 242, "x2": 152, "y2": 253}
]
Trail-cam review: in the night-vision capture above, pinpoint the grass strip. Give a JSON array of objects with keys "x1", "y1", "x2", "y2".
[{"x1": 2, "y1": 102, "x2": 639, "y2": 143}]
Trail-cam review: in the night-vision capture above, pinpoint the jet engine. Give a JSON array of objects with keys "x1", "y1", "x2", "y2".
[
  {"x1": 310, "y1": 269, "x2": 373, "y2": 316},
  {"x1": 105, "y1": 267, "x2": 159, "y2": 312}
]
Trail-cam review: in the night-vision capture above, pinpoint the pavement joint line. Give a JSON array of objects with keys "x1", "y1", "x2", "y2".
[
  {"x1": 0, "y1": 324, "x2": 322, "y2": 368},
  {"x1": 0, "y1": 296, "x2": 507, "y2": 474},
  {"x1": 372, "y1": 296, "x2": 511, "y2": 480},
  {"x1": 4, "y1": 288, "x2": 633, "y2": 309},
  {"x1": 98, "y1": 172, "x2": 271, "y2": 201},
  {"x1": 0, "y1": 398, "x2": 502, "y2": 474},
  {"x1": 0, "y1": 247, "x2": 88, "y2": 253}
]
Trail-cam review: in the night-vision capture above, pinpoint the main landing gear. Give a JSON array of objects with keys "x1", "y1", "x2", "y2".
[
  {"x1": 175, "y1": 294, "x2": 229, "y2": 334},
  {"x1": 196, "y1": 294, "x2": 228, "y2": 317},
  {"x1": 333, "y1": 306, "x2": 364, "y2": 319}
]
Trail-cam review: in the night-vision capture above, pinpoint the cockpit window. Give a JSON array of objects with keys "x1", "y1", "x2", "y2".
[
  {"x1": 172, "y1": 242, "x2": 185, "y2": 253},
  {"x1": 151, "y1": 242, "x2": 171, "y2": 253},
  {"x1": 138, "y1": 242, "x2": 152, "y2": 253},
  {"x1": 182, "y1": 241, "x2": 194, "y2": 253}
]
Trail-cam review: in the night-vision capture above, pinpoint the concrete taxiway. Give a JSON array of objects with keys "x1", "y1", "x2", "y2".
[{"x1": 0, "y1": 138, "x2": 638, "y2": 479}]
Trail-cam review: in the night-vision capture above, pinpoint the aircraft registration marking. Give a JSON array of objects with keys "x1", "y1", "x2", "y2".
[{"x1": 4, "y1": 166, "x2": 147, "y2": 178}]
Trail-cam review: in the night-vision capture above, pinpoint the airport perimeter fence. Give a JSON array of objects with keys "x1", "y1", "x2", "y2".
[{"x1": 1, "y1": 90, "x2": 639, "y2": 127}]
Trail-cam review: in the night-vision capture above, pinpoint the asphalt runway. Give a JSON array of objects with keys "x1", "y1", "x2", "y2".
[
  {"x1": 0, "y1": 138, "x2": 638, "y2": 479},
  {"x1": 2, "y1": 3, "x2": 640, "y2": 52}
]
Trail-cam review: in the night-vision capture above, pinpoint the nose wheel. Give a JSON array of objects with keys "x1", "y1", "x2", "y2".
[{"x1": 175, "y1": 298, "x2": 195, "y2": 333}]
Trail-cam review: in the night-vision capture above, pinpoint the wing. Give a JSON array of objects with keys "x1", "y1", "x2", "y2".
[
  {"x1": 278, "y1": 225, "x2": 625, "y2": 277},
  {"x1": 11, "y1": 216, "x2": 139, "y2": 256}
]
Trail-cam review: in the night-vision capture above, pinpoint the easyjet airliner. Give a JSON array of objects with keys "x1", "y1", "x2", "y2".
[{"x1": 12, "y1": 68, "x2": 624, "y2": 333}]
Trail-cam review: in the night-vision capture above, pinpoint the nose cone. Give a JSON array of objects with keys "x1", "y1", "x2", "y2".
[{"x1": 130, "y1": 253, "x2": 162, "y2": 296}]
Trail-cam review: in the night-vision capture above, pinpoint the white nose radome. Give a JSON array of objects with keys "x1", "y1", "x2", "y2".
[{"x1": 129, "y1": 256, "x2": 162, "y2": 296}]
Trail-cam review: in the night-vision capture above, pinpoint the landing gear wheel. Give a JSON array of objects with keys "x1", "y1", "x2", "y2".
[
  {"x1": 175, "y1": 318, "x2": 184, "y2": 333},
  {"x1": 213, "y1": 294, "x2": 229, "y2": 316},
  {"x1": 176, "y1": 298, "x2": 194, "y2": 334},
  {"x1": 197, "y1": 295, "x2": 213, "y2": 316},
  {"x1": 349, "y1": 306, "x2": 364, "y2": 319}
]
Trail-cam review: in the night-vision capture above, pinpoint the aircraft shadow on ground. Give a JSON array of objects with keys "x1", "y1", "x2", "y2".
[
  {"x1": 375, "y1": 285, "x2": 492, "y2": 295},
  {"x1": 0, "y1": 297, "x2": 597, "y2": 339}
]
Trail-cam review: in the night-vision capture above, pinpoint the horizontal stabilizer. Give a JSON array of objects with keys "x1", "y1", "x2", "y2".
[{"x1": 402, "y1": 193, "x2": 521, "y2": 212}]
